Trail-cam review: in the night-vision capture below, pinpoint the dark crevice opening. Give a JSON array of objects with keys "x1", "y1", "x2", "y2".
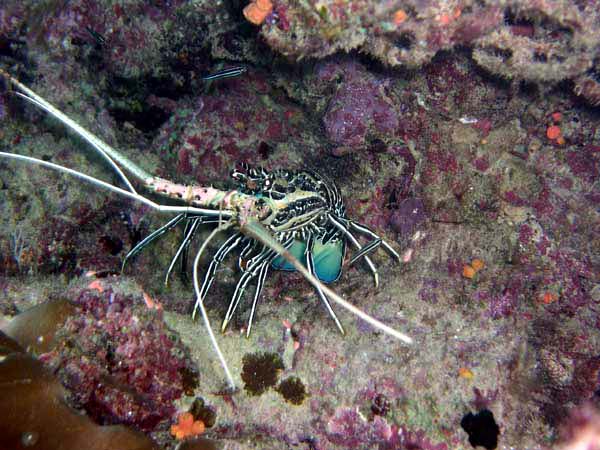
[
  {"x1": 104, "y1": 75, "x2": 177, "y2": 133},
  {"x1": 461, "y1": 409, "x2": 500, "y2": 449},
  {"x1": 503, "y1": 9, "x2": 534, "y2": 29}
]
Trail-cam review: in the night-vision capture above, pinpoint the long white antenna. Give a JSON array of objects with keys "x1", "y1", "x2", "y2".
[
  {"x1": 0, "y1": 151, "x2": 232, "y2": 219},
  {"x1": 1, "y1": 69, "x2": 150, "y2": 189},
  {"x1": 192, "y1": 224, "x2": 237, "y2": 389}
]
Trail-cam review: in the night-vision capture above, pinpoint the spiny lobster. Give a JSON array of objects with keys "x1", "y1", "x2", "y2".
[{"x1": 0, "y1": 68, "x2": 412, "y2": 389}]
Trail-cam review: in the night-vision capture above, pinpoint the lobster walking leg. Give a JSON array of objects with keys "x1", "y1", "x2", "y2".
[
  {"x1": 198, "y1": 233, "x2": 245, "y2": 300},
  {"x1": 165, "y1": 217, "x2": 203, "y2": 286},
  {"x1": 122, "y1": 213, "x2": 189, "y2": 272},
  {"x1": 328, "y1": 214, "x2": 380, "y2": 288},
  {"x1": 221, "y1": 243, "x2": 288, "y2": 332},
  {"x1": 242, "y1": 219, "x2": 413, "y2": 345},
  {"x1": 246, "y1": 260, "x2": 270, "y2": 337},
  {"x1": 349, "y1": 238, "x2": 383, "y2": 266},
  {"x1": 346, "y1": 219, "x2": 401, "y2": 261}
]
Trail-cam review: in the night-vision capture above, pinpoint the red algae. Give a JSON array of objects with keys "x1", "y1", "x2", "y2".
[
  {"x1": 322, "y1": 61, "x2": 399, "y2": 149},
  {"x1": 42, "y1": 288, "x2": 198, "y2": 431}
]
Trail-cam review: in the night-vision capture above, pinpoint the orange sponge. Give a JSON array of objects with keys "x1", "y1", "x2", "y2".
[{"x1": 243, "y1": 0, "x2": 273, "y2": 25}]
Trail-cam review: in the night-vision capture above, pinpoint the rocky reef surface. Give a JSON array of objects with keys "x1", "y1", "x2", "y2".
[{"x1": 0, "y1": 1, "x2": 599, "y2": 449}]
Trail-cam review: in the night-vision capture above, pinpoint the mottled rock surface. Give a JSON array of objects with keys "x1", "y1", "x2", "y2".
[{"x1": 1, "y1": 1, "x2": 599, "y2": 449}]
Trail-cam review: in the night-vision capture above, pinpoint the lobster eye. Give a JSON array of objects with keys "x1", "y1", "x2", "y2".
[{"x1": 255, "y1": 199, "x2": 272, "y2": 221}]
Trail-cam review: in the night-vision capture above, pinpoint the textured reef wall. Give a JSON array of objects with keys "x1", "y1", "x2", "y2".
[
  {"x1": 0, "y1": 1, "x2": 599, "y2": 449},
  {"x1": 257, "y1": 0, "x2": 600, "y2": 106}
]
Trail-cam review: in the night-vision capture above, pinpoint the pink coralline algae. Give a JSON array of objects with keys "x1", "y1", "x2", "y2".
[
  {"x1": 154, "y1": 73, "x2": 305, "y2": 183},
  {"x1": 21, "y1": 0, "x2": 186, "y2": 78},
  {"x1": 41, "y1": 288, "x2": 198, "y2": 431},
  {"x1": 394, "y1": 427, "x2": 449, "y2": 450},
  {"x1": 489, "y1": 286, "x2": 519, "y2": 319},
  {"x1": 321, "y1": 61, "x2": 400, "y2": 149},
  {"x1": 504, "y1": 190, "x2": 527, "y2": 207},
  {"x1": 15, "y1": 201, "x2": 134, "y2": 277},
  {"x1": 566, "y1": 147, "x2": 600, "y2": 184},
  {"x1": 325, "y1": 407, "x2": 448, "y2": 449},
  {"x1": 389, "y1": 145, "x2": 417, "y2": 201},
  {"x1": 544, "y1": 249, "x2": 595, "y2": 316},
  {"x1": 325, "y1": 407, "x2": 393, "y2": 447}
]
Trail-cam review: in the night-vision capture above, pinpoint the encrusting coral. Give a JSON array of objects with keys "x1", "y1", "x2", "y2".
[{"x1": 258, "y1": 0, "x2": 600, "y2": 105}]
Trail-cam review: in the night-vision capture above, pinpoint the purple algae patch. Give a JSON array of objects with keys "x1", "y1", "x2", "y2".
[
  {"x1": 322, "y1": 61, "x2": 399, "y2": 148},
  {"x1": 325, "y1": 407, "x2": 393, "y2": 447},
  {"x1": 487, "y1": 277, "x2": 522, "y2": 319},
  {"x1": 390, "y1": 198, "x2": 427, "y2": 239},
  {"x1": 41, "y1": 288, "x2": 198, "y2": 431},
  {"x1": 566, "y1": 147, "x2": 600, "y2": 184}
]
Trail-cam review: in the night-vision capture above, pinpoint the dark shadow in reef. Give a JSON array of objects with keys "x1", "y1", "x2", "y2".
[{"x1": 461, "y1": 409, "x2": 500, "y2": 450}]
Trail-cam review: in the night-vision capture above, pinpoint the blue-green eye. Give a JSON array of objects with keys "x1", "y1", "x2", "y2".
[
  {"x1": 271, "y1": 239, "x2": 307, "y2": 271},
  {"x1": 311, "y1": 238, "x2": 345, "y2": 283}
]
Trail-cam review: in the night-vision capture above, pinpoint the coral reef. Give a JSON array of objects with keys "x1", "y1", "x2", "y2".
[
  {"x1": 472, "y1": 3, "x2": 599, "y2": 85},
  {"x1": 258, "y1": 0, "x2": 600, "y2": 104},
  {"x1": 39, "y1": 286, "x2": 198, "y2": 431},
  {"x1": 2, "y1": 0, "x2": 600, "y2": 106},
  {"x1": 0, "y1": 0, "x2": 599, "y2": 448},
  {"x1": 574, "y1": 70, "x2": 600, "y2": 107}
]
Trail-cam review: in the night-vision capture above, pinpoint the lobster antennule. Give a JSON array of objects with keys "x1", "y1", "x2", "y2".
[{"x1": 241, "y1": 219, "x2": 413, "y2": 345}]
